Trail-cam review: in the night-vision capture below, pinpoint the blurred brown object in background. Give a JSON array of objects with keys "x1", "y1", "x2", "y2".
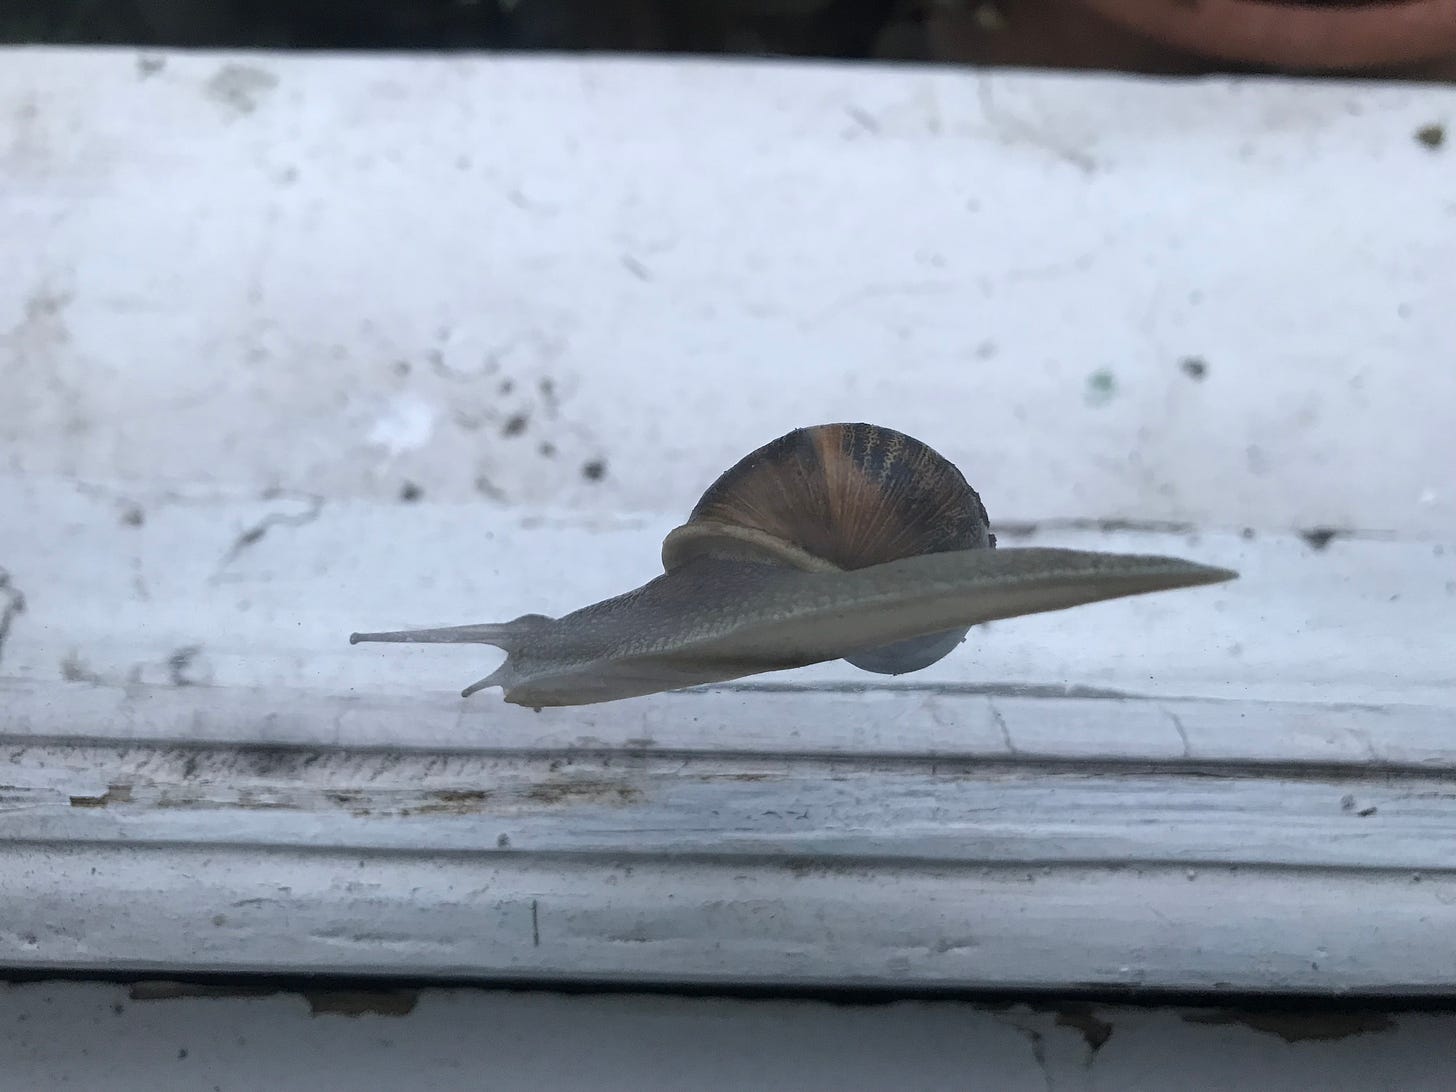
[
  {"x1": 921, "y1": 0, "x2": 1220, "y2": 74},
  {"x1": 921, "y1": 0, "x2": 1456, "y2": 79},
  {"x1": 4, "y1": 0, "x2": 1453, "y2": 79}
]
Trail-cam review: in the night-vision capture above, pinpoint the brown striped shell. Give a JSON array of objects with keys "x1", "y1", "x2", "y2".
[{"x1": 660, "y1": 423, "x2": 996, "y2": 674}]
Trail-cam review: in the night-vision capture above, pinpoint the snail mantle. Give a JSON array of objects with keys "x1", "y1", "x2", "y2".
[{"x1": 350, "y1": 424, "x2": 1236, "y2": 707}]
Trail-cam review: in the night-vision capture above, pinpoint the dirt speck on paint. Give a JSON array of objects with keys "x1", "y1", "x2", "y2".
[
  {"x1": 1179, "y1": 356, "x2": 1208, "y2": 380},
  {"x1": 60, "y1": 651, "x2": 105, "y2": 684},
  {"x1": 1299, "y1": 527, "x2": 1339, "y2": 551},
  {"x1": 1416, "y1": 123, "x2": 1446, "y2": 150},
  {"x1": 621, "y1": 254, "x2": 652, "y2": 281},
  {"x1": 205, "y1": 64, "x2": 279, "y2": 116},
  {"x1": 1085, "y1": 369, "x2": 1117, "y2": 406},
  {"x1": 167, "y1": 645, "x2": 210, "y2": 686}
]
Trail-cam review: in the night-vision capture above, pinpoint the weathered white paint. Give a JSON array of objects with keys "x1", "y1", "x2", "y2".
[
  {"x1": 6, "y1": 981, "x2": 1452, "y2": 1092},
  {"x1": 7, "y1": 841, "x2": 1456, "y2": 992},
  {"x1": 9, "y1": 719, "x2": 1456, "y2": 866},
  {"x1": 1, "y1": 48, "x2": 1454, "y2": 1003},
  {"x1": 5, "y1": 673, "x2": 1455, "y2": 990},
  {"x1": 1, "y1": 49, "x2": 1453, "y2": 536}
]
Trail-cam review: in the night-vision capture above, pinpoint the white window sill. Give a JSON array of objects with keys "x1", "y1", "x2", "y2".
[{"x1": 1, "y1": 47, "x2": 1453, "y2": 995}]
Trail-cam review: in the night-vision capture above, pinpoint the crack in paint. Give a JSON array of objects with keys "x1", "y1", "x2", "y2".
[
  {"x1": 989, "y1": 700, "x2": 1017, "y2": 755},
  {"x1": 211, "y1": 491, "x2": 324, "y2": 582},
  {"x1": 1167, "y1": 711, "x2": 1194, "y2": 759}
]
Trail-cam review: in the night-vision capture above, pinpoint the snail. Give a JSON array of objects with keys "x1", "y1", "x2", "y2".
[{"x1": 351, "y1": 423, "x2": 1236, "y2": 707}]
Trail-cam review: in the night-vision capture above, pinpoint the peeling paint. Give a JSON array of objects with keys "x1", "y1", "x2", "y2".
[
  {"x1": 126, "y1": 981, "x2": 418, "y2": 1017},
  {"x1": 151, "y1": 790, "x2": 301, "y2": 812},
  {"x1": 405, "y1": 789, "x2": 494, "y2": 816},
  {"x1": 129, "y1": 981, "x2": 276, "y2": 1002},
  {"x1": 303, "y1": 990, "x2": 419, "y2": 1018},
  {"x1": 1052, "y1": 1003, "x2": 1115, "y2": 1054},
  {"x1": 1181, "y1": 1008, "x2": 1396, "y2": 1043},
  {"x1": 29, "y1": 771, "x2": 647, "y2": 818},
  {"x1": 523, "y1": 781, "x2": 641, "y2": 806},
  {"x1": 69, "y1": 784, "x2": 134, "y2": 808}
]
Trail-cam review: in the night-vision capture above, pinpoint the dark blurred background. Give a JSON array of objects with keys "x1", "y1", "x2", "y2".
[{"x1": 5, "y1": 0, "x2": 1456, "y2": 79}]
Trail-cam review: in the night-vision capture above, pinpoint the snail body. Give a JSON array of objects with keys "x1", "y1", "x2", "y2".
[{"x1": 351, "y1": 423, "x2": 1236, "y2": 707}]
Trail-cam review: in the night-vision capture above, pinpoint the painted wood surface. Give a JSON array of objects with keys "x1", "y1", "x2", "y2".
[{"x1": 1, "y1": 47, "x2": 1453, "y2": 994}]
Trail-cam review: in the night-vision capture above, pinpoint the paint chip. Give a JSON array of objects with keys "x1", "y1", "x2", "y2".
[{"x1": 304, "y1": 990, "x2": 419, "y2": 1018}]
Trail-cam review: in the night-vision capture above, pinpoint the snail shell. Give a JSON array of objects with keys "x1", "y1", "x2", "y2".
[
  {"x1": 351, "y1": 423, "x2": 1237, "y2": 707},
  {"x1": 661, "y1": 424, "x2": 994, "y2": 674}
]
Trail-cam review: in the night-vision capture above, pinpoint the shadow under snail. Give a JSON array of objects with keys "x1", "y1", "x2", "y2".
[{"x1": 351, "y1": 423, "x2": 1237, "y2": 707}]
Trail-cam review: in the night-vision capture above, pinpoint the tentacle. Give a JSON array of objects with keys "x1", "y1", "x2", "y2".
[{"x1": 349, "y1": 614, "x2": 553, "y2": 649}]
